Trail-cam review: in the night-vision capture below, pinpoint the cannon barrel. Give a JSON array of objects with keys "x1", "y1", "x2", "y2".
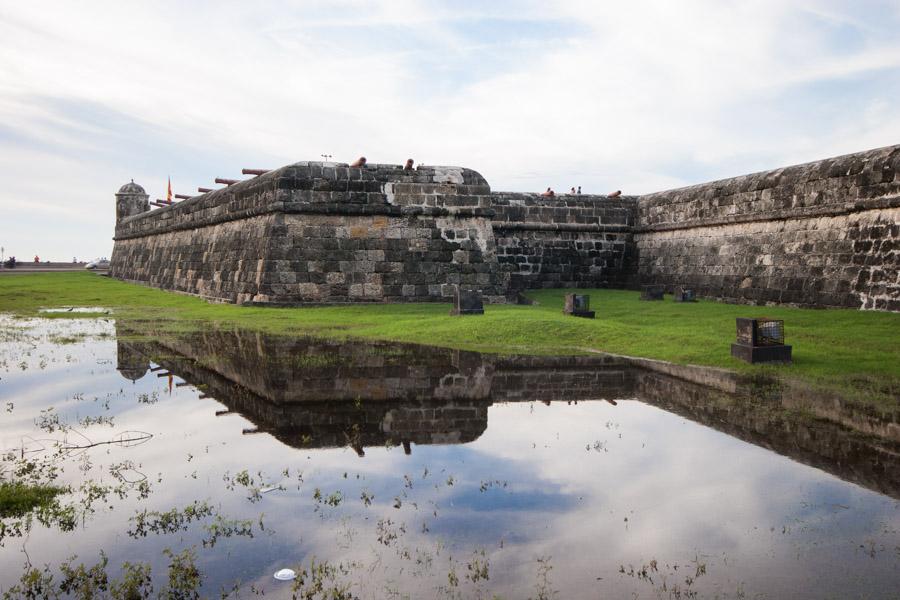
[
  {"x1": 241, "y1": 168, "x2": 270, "y2": 176},
  {"x1": 215, "y1": 177, "x2": 239, "y2": 185},
  {"x1": 155, "y1": 199, "x2": 173, "y2": 205},
  {"x1": 198, "y1": 187, "x2": 213, "y2": 193},
  {"x1": 174, "y1": 194, "x2": 193, "y2": 200},
  {"x1": 150, "y1": 201, "x2": 168, "y2": 208}
]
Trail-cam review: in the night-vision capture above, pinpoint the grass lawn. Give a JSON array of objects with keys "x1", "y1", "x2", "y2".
[{"x1": 1, "y1": 272, "x2": 897, "y2": 405}]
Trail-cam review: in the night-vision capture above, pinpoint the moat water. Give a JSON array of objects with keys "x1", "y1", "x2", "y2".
[{"x1": 0, "y1": 316, "x2": 898, "y2": 598}]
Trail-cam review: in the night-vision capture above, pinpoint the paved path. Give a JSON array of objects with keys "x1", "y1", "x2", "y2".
[{"x1": 0, "y1": 263, "x2": 107, "y2": 275}]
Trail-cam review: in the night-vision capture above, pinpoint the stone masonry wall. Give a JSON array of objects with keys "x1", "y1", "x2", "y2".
[
  {"x1": 112, "y1": 162, "x2": 508, "y2": 304},
  {"x1": 111, "y1": 146, "x2": 899, "y2": 310},
  {"x1": 634, "y1": 145, "x2": 900, "y2": 310},
  {"x1": 111, "y1": 213, "x2": 279, "y2": 302},
  {"x1": 491, "y1": 193, "x2": 637, "y2": 290}
]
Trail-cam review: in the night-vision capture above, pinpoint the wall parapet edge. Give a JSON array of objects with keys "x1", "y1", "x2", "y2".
[
  {"x1": 634, "y1": 194, "x2": 900, "y2": 233},
  {"x1": 638, "y1": 144, "x2": 900, "y2": 227}
]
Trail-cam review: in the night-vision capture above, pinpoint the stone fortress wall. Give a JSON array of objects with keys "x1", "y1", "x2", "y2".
[
  {"x1": 635, "y1": 145, "x2": 900, "y2": 311},
  {"x1": 112, "y1": 164, "x2": 507, "y2": 304},
  {"x1": 111, "y1": 145, "x2": 899, "y2": 311},
  {"x1": 491, "y1": 193, "x2": 637, "y2": 291}
]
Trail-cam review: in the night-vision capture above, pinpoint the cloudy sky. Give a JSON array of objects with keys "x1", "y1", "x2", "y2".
[{"x1": 2, "y1": 0, "x2": 900, "y2": 261}]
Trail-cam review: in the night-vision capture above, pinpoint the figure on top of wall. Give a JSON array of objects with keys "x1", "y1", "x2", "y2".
[
  {"x1": 577, "y1": 186, "x2": 582, "y2": 195},
  {"x1": 404, "y1": 158, "x2": 415, "y2": 170},
  {"x1": 350, "y1": 156, "x2": 367, "y2": 168},
  {"x1": 570, "y1": 187, "x2": 576, "y2": 195},
  {"x1": 541, "y1": 187, "x2": 555, "y2": 197}
]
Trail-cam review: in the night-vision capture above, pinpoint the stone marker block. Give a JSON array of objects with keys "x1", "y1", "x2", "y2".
[
  {"x1": 450, "y1": 287, "x2": 484, "y2": 316},
  {"x1": 730, "y1": 317, "x2": 792, "y2": 364},
  {"x1": 673, "y1": 286, "x2": 696, "y2": 302},
  {"x1": 731, "y1": 343, "x2": 793, "y2": 363},
  {"x1": 563, "y1": 293, "x2": 595, "y2": 319},
  {"x1": 640, "y1": 284, "x2": 665, "y2": 301}
]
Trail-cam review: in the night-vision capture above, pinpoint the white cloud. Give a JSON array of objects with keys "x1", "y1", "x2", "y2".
[{"x1": 1, "y1": 1, "x2": 898, "y2": 259}]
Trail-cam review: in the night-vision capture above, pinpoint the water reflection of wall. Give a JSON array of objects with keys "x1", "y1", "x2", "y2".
[
  {"x1": 154, "y1": 327, "x2": 493, "y2": 403},
  {"x1": 633, "y1": 371, "x2": 900, "y2": 499},
  {"x1": 115, "y1": 325, "x2": 493, "y2": 452},
  {"x1": 490, "y1": 355, "x2": 634, "y2": 402},
  {"x1": 114, "y1": 323, "x2": 900, "y2": 499}
]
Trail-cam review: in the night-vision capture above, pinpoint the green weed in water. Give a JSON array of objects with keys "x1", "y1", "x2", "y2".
[{"x1": 0, "y1": 482, "x2": 67, "y2": 519}]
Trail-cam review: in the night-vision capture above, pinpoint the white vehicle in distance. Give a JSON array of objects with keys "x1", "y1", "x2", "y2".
[{"x1": 85, "y1": 258, "x2": 110, "y2": 270}]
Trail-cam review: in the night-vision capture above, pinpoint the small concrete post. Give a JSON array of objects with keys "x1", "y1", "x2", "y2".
[
  {"x1": 450, "y1": 287, "x2": 484, "y2": 315},
  {"x1": 673, "y1": 285, "x2": 696, "y2": 302},
  {"x1": 563, "y1": 293, "x2": 595, "y2": 318},
  {"x1": 640, "y1": 284, "x2": 665, "y2": 301}
]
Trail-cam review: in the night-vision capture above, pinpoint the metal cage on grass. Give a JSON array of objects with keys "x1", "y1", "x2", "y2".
[
  {"x1": 736, "y1": 318, "x2": 785, "y2": 346},
  {"x1": 755, "y1": 319, "x2": 784, "y2": 346},
  {"x1": 732, "y1": 317, "x2": 791, "y2": 363}
]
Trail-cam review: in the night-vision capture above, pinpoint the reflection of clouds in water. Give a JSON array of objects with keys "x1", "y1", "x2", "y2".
[
  {"x1": 2, "y1": 322, "x2": 899, "y2": 598},
  {"x1": 468, "y1": 402, "x2": 900, "y2": 596}
]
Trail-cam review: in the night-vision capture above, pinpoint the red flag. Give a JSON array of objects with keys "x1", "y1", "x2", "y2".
[{"x1": 167, "y1": 177, "x2": 173, "y2": 204}]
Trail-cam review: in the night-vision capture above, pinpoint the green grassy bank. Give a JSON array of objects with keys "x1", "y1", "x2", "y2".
[{"x1": 1, "y1": 272, "x2": 898, "y2": 404}]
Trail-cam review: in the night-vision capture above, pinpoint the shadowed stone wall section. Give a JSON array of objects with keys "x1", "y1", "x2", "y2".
[
  {"x1": 635, "y1": 145, "x2": 900, "y2": 310},
  {"x1": 491, "y1": 193, "x2": 638, "y2": 290},
  {"x1": 111, "y1": 214, "x2": 279, "y2": 302}
]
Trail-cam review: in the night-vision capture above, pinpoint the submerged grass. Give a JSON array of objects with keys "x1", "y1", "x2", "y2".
[{"x1": 1, "y1": 273, "x2": 898, "y2": 404}]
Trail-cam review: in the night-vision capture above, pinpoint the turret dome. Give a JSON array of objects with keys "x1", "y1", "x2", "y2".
[{"x1": 117, "y1": 180, "x2": 146, "y2": 195}]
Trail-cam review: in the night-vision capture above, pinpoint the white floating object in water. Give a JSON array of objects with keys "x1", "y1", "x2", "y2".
[{"x1": 274, "y1": 568, "x2": 296, "y2": 581}]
